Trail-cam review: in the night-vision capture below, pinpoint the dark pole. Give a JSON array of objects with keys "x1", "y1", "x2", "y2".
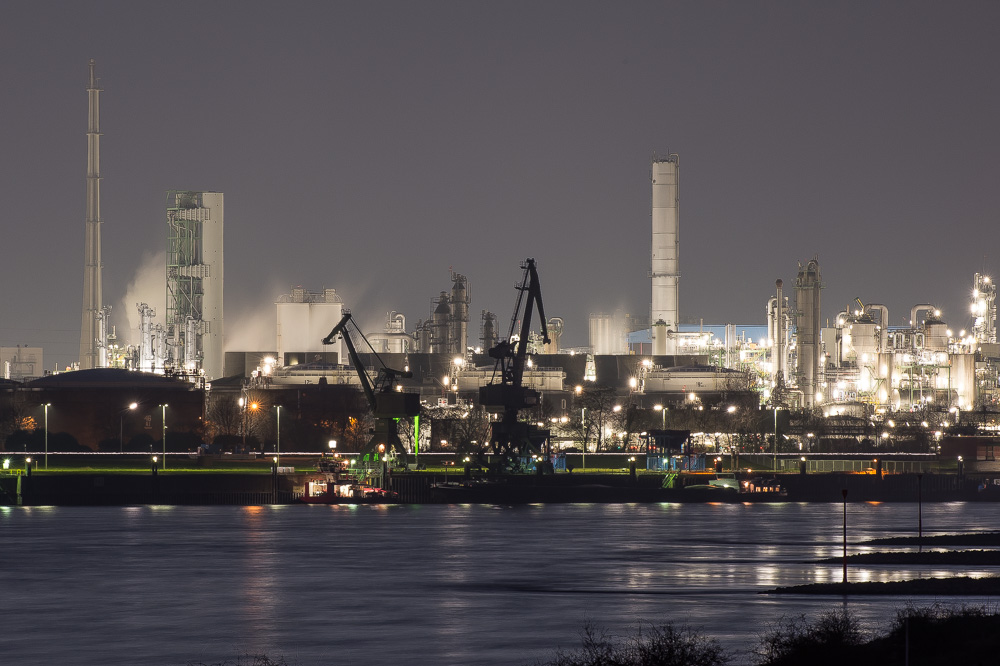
[
  {"x1": 841, "y1": 488, "x2": 848, "y2": 584},
  {"x1": 917, "y1": 473, "x2": 923, "y2": 553}
]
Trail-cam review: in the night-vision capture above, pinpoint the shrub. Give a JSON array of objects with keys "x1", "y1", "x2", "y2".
[
  {"x1": 754, "y1": 609, "x2": 864, "y2": 666},
  {"x1": 539, "y1": 620, "x2": 729, "y2": 666}
]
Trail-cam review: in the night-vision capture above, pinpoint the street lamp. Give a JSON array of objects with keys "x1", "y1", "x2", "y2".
[
  {"x1": 328, "y1": 439, "x2": 337, "y2": 456},
  {"x1": 581, "y1": 407, "x2": 587, "y2": 470},
  {"x1": 43, "y1": 403, "x2": 51, "y2": 470},
  {"x1": 274, "y1": 405, "x2": 282, "y2": 466},
  {"x1": 654, "y1": 404, "x2": 666, "y2": 429},
  {"x1": 773, "y1": 407, "x2": 780, "y2": 471},
  {"x1": 160, "y1": 404, "x2": 168, "y2": 470},
  {"x1": 120, "y1": 402, "x2": 138, "y2": 453}
]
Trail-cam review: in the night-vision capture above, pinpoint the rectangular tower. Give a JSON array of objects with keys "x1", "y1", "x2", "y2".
[
  {"x1": 166, "y1": 191, "x2": 224, "y2": 380},
  {"x1": 650, "y1": 155, "x2": 680, "y2": 353}
]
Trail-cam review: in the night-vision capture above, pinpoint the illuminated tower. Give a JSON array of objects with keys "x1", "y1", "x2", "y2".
[
  {"x1": 794, "y1": 259, "x2": 823, "y2": 407},
  {"x1": 650, "y1": 154, "x2": 680, "y2": 353},
  {"x1": 79, "y1": 59, "x2": 105, "y2": 369},
  {"x1": 972, "y1": 273, "x2": 996, "y2": 344},
  {"x1": 166, "y1": 191, "x2": 224, "y2": 380}
]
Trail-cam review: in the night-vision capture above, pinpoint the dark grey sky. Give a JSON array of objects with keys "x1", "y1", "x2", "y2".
[{"x1": 2, "y1": 1, "x2": 998, "y2": 370}]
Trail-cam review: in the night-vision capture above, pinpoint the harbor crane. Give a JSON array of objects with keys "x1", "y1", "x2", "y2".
[
  {"x1": 323, "y1": 311, "x2": 420, "y2": 464},
  {"x1": 479, "y1": 258, "x2": 551, "y2": 471}
]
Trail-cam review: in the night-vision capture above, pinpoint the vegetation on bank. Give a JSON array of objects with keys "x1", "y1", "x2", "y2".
[
  {"x1": 817, "y1": 549, "x2": 1000, "y2": 565},
  {"x1": 771, "y1": 575, "x2": 1000, "y2": 595},
  {"x1": 535, "y1": 606, "x2": 1000, "y2": 665}
]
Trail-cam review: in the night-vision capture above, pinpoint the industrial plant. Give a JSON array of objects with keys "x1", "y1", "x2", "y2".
[{"x1": 2, "y1": 60, "x2": 999, "y2": 472}]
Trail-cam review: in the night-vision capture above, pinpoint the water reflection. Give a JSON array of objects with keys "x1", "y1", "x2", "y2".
[{"x1": 0, "y1": 502, "x2": 997, "y2": 665}]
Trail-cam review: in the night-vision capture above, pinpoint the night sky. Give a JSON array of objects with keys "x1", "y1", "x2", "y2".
[{"x1": 3, "y1": 1, "x2": 998, "y2": 371}]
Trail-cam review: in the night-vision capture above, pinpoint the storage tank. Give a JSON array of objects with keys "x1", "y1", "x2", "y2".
[
  {"x1": 545, "y1": 317, "x2": 563, "y2": 354},
  {"x1": 652, "y1": 319, "x2": 668, "y2": 356},
  {"x1": 924, "y1": 316, "x2": 949, "y2": 352},
  {"x1": 431, "y1": 293, "x2": 450, "y2": 354},
  {"x1": 480, "y1": 310, "x2": 497, "y2": 352}
]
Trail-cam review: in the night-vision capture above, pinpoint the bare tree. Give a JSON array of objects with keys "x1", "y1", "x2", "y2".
[
  {"x1": 577, "y1": 386, "x2": 619, "y2": 452},
  {"x1": 206, "y1": 394, "x2": 242, "y2": 441}
]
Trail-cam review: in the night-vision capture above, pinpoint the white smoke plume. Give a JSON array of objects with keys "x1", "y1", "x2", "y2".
[
  {"x1": 224, "y1": 305, "x2": 278, "y2": 353},
  {"x1": 119, "y1": 251, "x2": 166, "y2": 345}
]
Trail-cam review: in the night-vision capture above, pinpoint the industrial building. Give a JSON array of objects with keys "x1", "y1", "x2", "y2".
[
  {"x1": 276, "y1": 287, "x2": 343, "y2": 366},
  {"x1": 411, "y1": 272, "x2": 471, "y2": 355},
  {"x1": 47, "y1": 93, "x2": 998, "y2": 446}
]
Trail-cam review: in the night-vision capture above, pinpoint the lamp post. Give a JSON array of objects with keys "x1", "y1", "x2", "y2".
[
  {"x1": 120, "y1": 402, "x2": 138, "y2": 453},
  {"x1": 275, "y1": 405, "x2": 281, "y2": 467},
  {"x1": 581, "y1": 407, "x2": 587, "y2": 470},
  {"x1": 654, "y1": 404, "x2": 666, "y2": 429},
  {"x1": 43, "y1": 403, "x2": 51, "y2": 470},
  {"x1": 238, "y1": 397, "x2": 246, "y2": 451},
  {"x1": 842, "y1": 488, "x2": 849, "y2": 584},
  {"x1": 773, "y1": 407, "x2": 779, "y2": 471},
  {"x1": 160, "y1": 404, "x2": 168, "y2": 470}
]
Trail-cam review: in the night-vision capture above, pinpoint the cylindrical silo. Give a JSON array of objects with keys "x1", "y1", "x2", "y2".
[{"x1": 652, "y1": 319, "x2": 667, "y2": 356}]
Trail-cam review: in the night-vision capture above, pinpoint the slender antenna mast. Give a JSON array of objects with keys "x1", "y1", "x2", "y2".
[{"x1": 79, "y1": 59, "x2": 104, "y2": 369}]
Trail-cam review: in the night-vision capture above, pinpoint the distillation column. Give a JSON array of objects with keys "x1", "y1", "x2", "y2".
[
  {"x1": 794, "y1": 259, "x2": 823, "y2": 408},
  {"x1": 79, "y1": 59, "x2": 104, "y2": 370},
  {"x1": 650, "y1": 155, "x2": 680, "y2": 354}
]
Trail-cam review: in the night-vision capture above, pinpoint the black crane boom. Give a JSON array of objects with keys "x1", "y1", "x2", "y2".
[{"x1": 479, "y1": 258, "x2": 552, "y2": 469}]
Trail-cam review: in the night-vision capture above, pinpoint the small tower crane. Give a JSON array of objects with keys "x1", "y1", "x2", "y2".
[{"x1": 323, "y1": 311, "x2": 421, "y2": 464}]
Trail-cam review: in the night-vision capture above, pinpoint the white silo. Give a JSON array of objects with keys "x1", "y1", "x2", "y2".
[{"x1": 650, "y1": 154, "x2": 679, "y2": 353}]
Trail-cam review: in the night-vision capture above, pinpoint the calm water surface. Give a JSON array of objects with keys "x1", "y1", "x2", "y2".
[{"x1": 2, "y1": 502, "x2": 998, "y2": 665}]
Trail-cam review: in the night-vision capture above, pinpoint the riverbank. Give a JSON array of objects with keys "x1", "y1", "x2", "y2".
[{"x1": 0, "y1": 463, "x2": 993, "y2": 505}]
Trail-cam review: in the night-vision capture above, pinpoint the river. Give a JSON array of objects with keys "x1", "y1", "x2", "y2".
[{"x1": 1, "y1": 502, "x2": 997, "y2": 665}]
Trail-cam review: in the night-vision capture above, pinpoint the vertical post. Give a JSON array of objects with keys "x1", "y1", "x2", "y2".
[
  {"x1": 44, "y1": 403, "x2": 50, "y2": 470},
  {"x1": 161, "y1": 404, "x2": 167, "y2": 470},
  {"x1": 841, "y1": 488, "x2": 848, "y2": 584},
  {"x1": 581, "y1": 407, "x2": 586, "y2": 470},
  {"x1": 275, "y1": 405, "x2": 281, "y2": 467},
  {"x1": 773, "y1": 408, "x2": 778, "y2": 471},
  {"x1": 414, "y1": 414, "x2": 420, "y2": 466},
  {"x1": 917, "y1": 473, "x2": 923, "y2": 553},
  {"x1": 239, "y1": 396, "x2": 246, "y2": 451},
  {"x1": 272, "y1": 456, "x2": 278, "y2": 503}
]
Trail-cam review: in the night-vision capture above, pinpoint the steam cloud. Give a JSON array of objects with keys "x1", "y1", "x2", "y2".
[{"x1": 119, "y1": 251, "x2": 166, "y2": 345}]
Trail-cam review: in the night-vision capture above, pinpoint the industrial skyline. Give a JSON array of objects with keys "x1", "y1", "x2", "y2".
[{"x1": 2, "y1": 2, "x2": 998, "y2": 371}]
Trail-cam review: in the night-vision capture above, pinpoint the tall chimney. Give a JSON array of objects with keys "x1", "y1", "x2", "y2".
[
  {"x1": 79, "y1": 59, "x2": 103, "y2": 369},
  {"x1": 650, "y1": 154, "x2": 680, "y2": 354}
]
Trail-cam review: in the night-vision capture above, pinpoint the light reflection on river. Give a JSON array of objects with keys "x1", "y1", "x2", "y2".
[{"x1": 1, "y1": 502, "x2": 997, "y2": 665}]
